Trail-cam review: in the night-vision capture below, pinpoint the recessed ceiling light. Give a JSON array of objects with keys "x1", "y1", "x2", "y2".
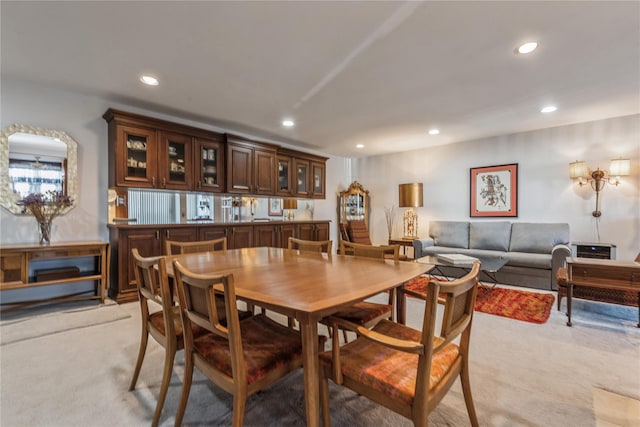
[
  {"x1": 356, "y1": 144, "x2": 364, "y2": 149},
  {"x1": 541, "y1": 105, "x2": 557, "y2": 113},
  {"x1": 140, "y1": 75, "x2": 159, "y2": 86},
  {"x1": 428, "y1": 129, "x2": 440, "y2": 135},
  {"x1": 517, "y1": 42, "x2": 538, "y2": 54},
  {"x1": 282, "y1": 119, "x2": 295, "y2": 127}
]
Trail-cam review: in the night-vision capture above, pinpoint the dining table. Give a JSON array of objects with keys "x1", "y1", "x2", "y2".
[{"x1": 165, "y1": 246, "x2": 432, "y2": 427}]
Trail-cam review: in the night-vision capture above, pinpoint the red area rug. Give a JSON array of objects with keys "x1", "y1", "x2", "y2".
[{"x1": 405, "y1": 276, "x2": 555, "y2": 324}]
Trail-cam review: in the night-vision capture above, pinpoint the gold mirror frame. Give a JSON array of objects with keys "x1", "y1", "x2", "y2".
[{"x1": 0, "y1": 124, "x2": 78, "y2": 215}]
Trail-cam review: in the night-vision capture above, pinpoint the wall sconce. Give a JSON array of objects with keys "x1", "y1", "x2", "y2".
[
  {"x1": 569, "y1": 158, "x2": 630, "y2": 217},
  {"x1": 398, "y1": 183, "x2": 423, "y2": 238},
  {"x1": 283, "y1": 199, "x2": 298, "y2": 221}
]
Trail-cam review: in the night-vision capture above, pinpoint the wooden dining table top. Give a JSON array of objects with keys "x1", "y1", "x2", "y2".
[{"x1": 165, "y1": 246, "x2": 432, "y2": 321}]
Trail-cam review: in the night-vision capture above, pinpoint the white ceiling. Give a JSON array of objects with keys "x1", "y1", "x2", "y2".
[{"x1": 2, "y1": 1, "x2": 639, "y2": 158}]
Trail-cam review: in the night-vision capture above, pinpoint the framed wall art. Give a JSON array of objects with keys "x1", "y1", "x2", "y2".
[
  {"x1": 470, "y1": 163, "x2": 518, "y2": 217},
  {"x1": 268, "y1": 198, "x2": 283, "y2": 216}
]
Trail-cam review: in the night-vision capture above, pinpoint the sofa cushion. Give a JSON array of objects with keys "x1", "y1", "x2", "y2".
[
  {"x1": 469, "y1": 222, "x2": 511, "y2": 251},
  {"x1": 502, "y1": 252, "x2": 552, "y2": 269},
  {"x1": 509, "y1": 223, "x2": 570, "y2": 254},
  {"x1": 429, "y1": 221, "x2": 469, "y2": 249}
]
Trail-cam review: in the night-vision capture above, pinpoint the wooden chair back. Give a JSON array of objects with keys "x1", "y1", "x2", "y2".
[
  {"x1": 131, "y1": 248, "x2": 175, "y2": 332},
  {"x1": 288, "y1": 237, "x2": 332, "y2": 254},
  {"x1": 340, "y1": 240, "x2": 399, "y2": 261},
  {"x1": 165, "y1": 237, "x2": 227, "y2": 256}
]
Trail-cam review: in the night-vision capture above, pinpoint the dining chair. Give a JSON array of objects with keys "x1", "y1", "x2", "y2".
[
  {"x1": 164, "y1": 237, "x2": 227, "y2": 256},
  {"x1": 322, "y1": 241, "x2": 400, "y2": 345},
  {"x1": 129, "y1": 248, "x2": 196, "y2": 427},
  {"x1": 165, "y1": 237, "x2": 253, "y2": 319},
  {"x1": 286, "y1": 237, "x2": 333, "y2": 328},
  {"x1": 172, "y1": 260, "x2": 325, "y2": 427},
  {"x1": 288, "y1": 236, "x2": 333, "y2": 254},
  {"x1": 319, "y1": 261, "x2": 481, "y2": 427}
]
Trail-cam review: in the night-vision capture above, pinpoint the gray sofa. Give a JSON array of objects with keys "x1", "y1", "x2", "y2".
[{"x1": 412, "y1": 221, "x2": 571, "y2": 290}]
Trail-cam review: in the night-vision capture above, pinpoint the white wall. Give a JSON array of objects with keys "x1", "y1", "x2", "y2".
[
  {"x1": 353, "y1": 114, "x2": 640, "y2": 260},
  {"x1": 1, "y1": 77, "x2": 638, "y2": 263},
  {"x1": 0, "y1": 77, "x2": 347, "y2": 246}
]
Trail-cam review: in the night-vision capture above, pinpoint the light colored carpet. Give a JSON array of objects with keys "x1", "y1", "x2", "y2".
[
  {"x1": 0, "y1": 300, "x2": 131, "y2": 345},
  {"x1": 1, "y1": 291, "x2": 639, "y2": 426}
]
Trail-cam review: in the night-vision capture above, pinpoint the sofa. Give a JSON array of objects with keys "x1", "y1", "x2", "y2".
[{"x1": 412, "y1": 221, "x2": 571, "y2": 290}]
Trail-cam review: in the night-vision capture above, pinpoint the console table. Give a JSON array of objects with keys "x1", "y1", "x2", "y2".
[
  {"x1": 388, "y1": 237, "x2": 415, "y2": 259},
  {"x1": 0, "y1": 241, "x2": 110, "y2": 312},
  {"x1": 565, "y1": 257, "x2": 640, "y2": 327}
]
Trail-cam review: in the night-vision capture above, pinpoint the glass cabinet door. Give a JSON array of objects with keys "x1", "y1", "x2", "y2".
[
  {"x1": 195, "y1": 137, "x2": 224, "y2": 193},
  {"x1": 119, "y1": 125, "x2": 157, "y2": 188},
  {"x1": 159, "y1": 131, "x2": 191, "y2": 190},
  {"x1": 311, "y1": 162, "x2": 325, "y2": 199},
  {"x1": 338, "y1": 181, "x2": 370, "y2": 247},
  {"x1": 276, "y1": 155, "x2": 292, "y2": 196},
  {"x1": 294, "y1": 159, "x2": 310, "y2": 196}
]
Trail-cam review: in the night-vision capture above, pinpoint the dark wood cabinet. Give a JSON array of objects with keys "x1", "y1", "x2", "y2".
[
  {"x1": 226, "y1": 134, "x2": 277, "y2": 195},
  {"x1": 276, "y1": 154, "x2": 293, "y2": 196},
  {"x1": 311, "y1": 161, "x2": 326, "y2": 199},
  {"x1": 254, "y1": 223, "x2": 297, "y2": 248},
  {"x1": 294, "y1": 158, "x2": 311, "y2": 197},
  {"x1": 298, "y1": 222, "x2": 330, "y2": 242},
  {"x1": 108, "y1": 225, "x2": 197, "y2": 302},
  {"x1": 227, "y1": 225, "x2": 253, "y2": 249},
  {"x1": 105, "y1": 109, "x2": 224, "y2": 191},
  {"x1": 157, "y1": 131, "x2": 193, "y2": 190},
  {"x1": 194, "y1": 137, "x2": 225, "y2": 193},
  {"x1": 199, "y1": 225, "x2": 227, "y2": 241}
]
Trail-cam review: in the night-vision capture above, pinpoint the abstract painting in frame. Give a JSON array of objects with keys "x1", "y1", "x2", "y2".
[{"x1": 470, "y1": 163, "x2": 518, "y2": 217}]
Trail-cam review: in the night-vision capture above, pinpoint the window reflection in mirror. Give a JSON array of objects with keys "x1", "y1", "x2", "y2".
[
  {"x1": 8, "y1": 132, "x2": 67, "y2": 198},
  {"x1": 0, "y1": 124, "x2": 78, "y2": 215}
]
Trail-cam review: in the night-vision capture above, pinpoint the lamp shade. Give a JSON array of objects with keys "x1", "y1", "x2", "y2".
[
  {"x1": 609, "y1": 158, "x2": 630, "y2": 176},
  {"x1": 398, "y1": 183, "x2": 423, "y2": 208},
  {"x1": 569, "y1": 161, "x2": 587, "y2": 179},
  {"x1": 283, "y1": 199, "x2": 298, "y2": 210}
]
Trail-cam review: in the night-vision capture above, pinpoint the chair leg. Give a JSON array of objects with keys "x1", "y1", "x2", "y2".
[
  {"x1": 320, "y1": 368, "x2": 331, "y2": 427},
  {"x1": 460, "y1": 357, "x2": 479, "y2": 427},
  {"x1": 174, "y1": 353, "x2": 194, "y2": 427},
  {"x1": 129, "y1": 326, "x2": 149, "y2": 391},
  {"x1": 232, "y1": 392, "x2": 247, "y2": 427},
  {"x1": 152, "y1": 347, "x2": 176, "y2": 427}
]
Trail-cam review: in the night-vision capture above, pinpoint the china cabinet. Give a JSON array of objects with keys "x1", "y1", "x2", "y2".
[
  {"x1": 226, "y1": 134, "x2": 277, "y2": 195},
  {"x1": 104, "y1": 109, "x2": 224, "y2": 191},
  {"x1": 194, "y1": 136, "x2": 225, "y2": 193},
  {"x1": 338, "y1": 181, "x2": 370, "y2": 247}
]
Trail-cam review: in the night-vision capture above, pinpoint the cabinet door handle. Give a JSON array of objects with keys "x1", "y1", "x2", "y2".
[
  {"x1": 155, "y1": 230, "x2": 160, "y2": 239},
  {"x1": 162, "y1": 178, "x2": 166, "y2": 188},
  {"x1": 152, "y1": 177, "x2": 156, "y2": 188},
  {"x1": 165, "y1": 230, "x2": 170, "y2": 239}
]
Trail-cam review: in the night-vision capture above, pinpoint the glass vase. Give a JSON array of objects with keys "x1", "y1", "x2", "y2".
[{"x1": 38, "y1": 221, "x2": 52, "y2": 245}]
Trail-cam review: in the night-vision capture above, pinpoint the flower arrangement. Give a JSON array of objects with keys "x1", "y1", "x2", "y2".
[{"x1": 19, "y1": 191, "x2": 73, "y2": 223}]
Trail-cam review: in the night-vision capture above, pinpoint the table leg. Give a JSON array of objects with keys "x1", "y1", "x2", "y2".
[
  {"x1": 567, "y1": 284, "x2": 573, "y2": 327},
  {"x1": 396, "y1": 285, "x2": 406, "y2": 325},
  {"x1": 300, "y1": 318, "x2": 320, "y2": 427}
]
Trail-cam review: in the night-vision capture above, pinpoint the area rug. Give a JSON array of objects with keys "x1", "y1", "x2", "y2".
[
  {"x1": 405, "y1": 276, "x2": 555, "y2": 324},
  {"x1": 0, "y1": 302, "x2": 131, "y2": 346}
]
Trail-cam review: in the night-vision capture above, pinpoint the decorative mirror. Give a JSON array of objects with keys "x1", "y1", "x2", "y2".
[{"x1": 0, "y1": 124, "x2": 78, "y2": 215}]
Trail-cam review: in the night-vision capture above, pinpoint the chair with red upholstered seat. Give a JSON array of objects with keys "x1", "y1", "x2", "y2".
[
  {"x1": 129, "y1": 249, "x2": 198, "y2": 427},
  {"x1": 322, "y1": 241, "x2": 400, "y2": 345},
  {"x1": 172, "y1": 260, "x2": 325, "y2": 427},
  {"x1": 319, "y1": 261, "x2": 481, "y2": 427}
]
